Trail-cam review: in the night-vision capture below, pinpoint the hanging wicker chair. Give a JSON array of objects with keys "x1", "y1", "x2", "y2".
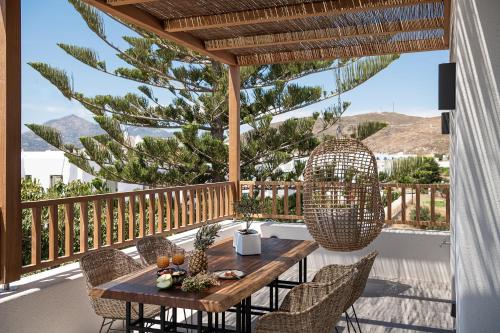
[{"x1": 303, "y1": 139, "x2": 384, "y2": 251}]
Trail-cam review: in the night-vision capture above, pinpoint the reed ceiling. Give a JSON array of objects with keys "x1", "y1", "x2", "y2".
[{"x1": 91, "y1": 0, "x2": 451, "y2": 65}]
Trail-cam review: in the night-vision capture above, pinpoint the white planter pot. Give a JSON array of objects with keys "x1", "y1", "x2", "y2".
[{"x1": 235, "y1": 231, "x2": 261, "y2": 255}]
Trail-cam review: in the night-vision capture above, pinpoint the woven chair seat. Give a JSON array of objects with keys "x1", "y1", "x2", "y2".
[
  {"x1": 256, "y1": 270, "x2": 355, "y2": 333},
  {"x1": 303, "y1": 139, "x2": 384, "y2": 251}
]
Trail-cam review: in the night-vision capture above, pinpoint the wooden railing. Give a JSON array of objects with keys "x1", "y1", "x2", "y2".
[
  {"x1": 239, "y1": 181, "x2": 303, "y2": 220},
  {"x1": 19, "y1": 180, "x2": 449, "y2": 275},
  {"x1": 21, "y1": 182, "x2": 235, "y2": 274},
  {"x1": 239, "y1": 181, "x2": 450, "y2": 229}
]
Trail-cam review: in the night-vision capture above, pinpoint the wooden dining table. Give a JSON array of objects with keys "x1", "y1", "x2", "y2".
[{"x1": 90, "y1": 237, "x2": 319, "y2": 333}]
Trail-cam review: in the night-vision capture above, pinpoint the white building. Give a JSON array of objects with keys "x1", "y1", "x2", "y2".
[{"x1": 21, "y1": 150, "x2": 143, "y2": 192}]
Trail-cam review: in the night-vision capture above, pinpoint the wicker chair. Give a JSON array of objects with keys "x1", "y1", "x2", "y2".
[
  {"x1": 80, "y1": 248, "x2": 160, "y2": 333},
  {"x1": 303, "y1": 139, "x2": 384, "y2": 251},
  {"x1": 312, "y1": 251, "x2": 378, "y2": 333},
  {"x1": 255, "y1": 270, "x2": 355, "y2": 333},
  {"x1": 136, "y1": 235, "x2": 184, "y2": 266}
]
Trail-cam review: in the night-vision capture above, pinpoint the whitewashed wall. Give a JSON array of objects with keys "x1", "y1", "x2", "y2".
[{"x1": 451, "y1": 0, "x2": 500, "y2": 331}]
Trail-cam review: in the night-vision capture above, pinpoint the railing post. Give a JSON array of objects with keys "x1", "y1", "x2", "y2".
[
  {"x1": 0, "y1": 0, "x2": 21, "y2": 285},
  {"x1": 228, "y1": 65, "x2": 240, "y2": 203}
]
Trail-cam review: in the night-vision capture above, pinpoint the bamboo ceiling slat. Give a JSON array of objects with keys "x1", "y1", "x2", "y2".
[
  {"x1": 237, "y1": 37, "x2": 446, "y2": 65},
  {"x1": 85, "y1": 0, "x2": 451, "y2": 65},
  {"x1": 163, "y1": 0, "x2": 439, "y2": 32},
  {"x1": 205, "y1": 17, "x2": 443, "y2": 50},
  {"x1": 107, "y1": 0, "x2": 154, "y2": 6}
]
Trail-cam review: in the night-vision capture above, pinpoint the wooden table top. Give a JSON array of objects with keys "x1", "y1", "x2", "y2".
[{"x1": 90, "y1": 237, "x2": 318, "y2": 312}]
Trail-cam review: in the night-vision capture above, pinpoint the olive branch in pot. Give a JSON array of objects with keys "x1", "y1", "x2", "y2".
[{"x1": 233, "y1": 195, "x2": 262, "y2": 234}]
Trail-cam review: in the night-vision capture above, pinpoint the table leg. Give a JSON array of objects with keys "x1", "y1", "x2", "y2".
[
  {"x1": 160, "y1": 306, "x2": 166, "y2": 331},
  {"x1": 299, "y1": 260, "x2": 303, "y2": 283},
  {"x1": 274, "y1": 279, "x2": 279, "y2": 308},
  {"x1": 197, "y1": 310, "x2": 203, "y2": 333},
  {"x1": 172, "y1": 307, "x2": 177, "y2": 331},
  {"x1": 241, "y1": 298, "x2": 246, "y2": 333},
  {"x1": 139, "y1": 303, "x2": 144, "y2": 328},
  {"x1": 222, "y1": 312, "x2": 226, "y2": 330},
  {"x1": 208, "y1": 312, "x2": 213, "y2": 331},
  {"x1": 215, "y1": 312, "x2": 219, "y2": 330},
  {"x1": 303, "y1": 257, "x2": 308, "y2": 282},
  {"x1": 245, "y1": 296, "x2": 252, "y2": 333},
  {"x1": 236, "y1": 303, "x2": 242, "y2": 333},
  {"x1": 269, "y1": 280, "x2": 274, "y2": 310},
  {"x1": 125, "y1": 302, "x2": 131, "y2": 333}
]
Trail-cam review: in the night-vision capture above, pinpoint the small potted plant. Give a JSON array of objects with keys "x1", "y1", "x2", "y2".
[{"x1": 233, "y1": 195, "x2": 262, "y2": 255}]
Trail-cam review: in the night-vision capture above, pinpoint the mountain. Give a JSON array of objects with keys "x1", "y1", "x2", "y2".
[
  {"x1": 311, "y1": 112, "x2": 448, "y2": 155},
  {"x1": 22, "y1": 115, "x2": 173, "y2": 151}
]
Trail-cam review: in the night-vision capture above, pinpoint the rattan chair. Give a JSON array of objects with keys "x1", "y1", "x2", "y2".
[
  {"x1": 255, "y1": 270, "x2": 355, "y2": 333},
  {"x1": 312, "y1": 251, "x2": 378, "y2": 333},
  {"x1": 136, "y1": 235, "x2": 185, "y2": 266},
  {"x1": 80, "y1": 248, "x2": 160, "y2": 333}
]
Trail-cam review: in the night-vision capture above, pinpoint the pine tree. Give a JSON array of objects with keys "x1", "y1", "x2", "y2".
[{"x1": 27, "y1": 0, "x2": 398, "y2": 186}]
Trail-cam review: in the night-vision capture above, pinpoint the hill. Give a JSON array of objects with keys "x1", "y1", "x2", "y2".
[
  {"x1": 312, "y1": 112, "x2": 448, "y2": 155},
  {"x1": 22, "y1": 115, "x2": 173, "y2": 151}
]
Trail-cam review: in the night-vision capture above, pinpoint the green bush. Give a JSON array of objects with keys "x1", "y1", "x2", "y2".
[
  {"x1": 381, "y1": 191, "x2": 400, "y2": 207},
  {"x1": 351, "y1": 121, "x2": 388, "y2": 140},
  {"x1": 409, "y1": 206, "x2": 445, "y2": 222},
  {"x1": 388, "y1": 157, "x2": 443, "y2": 184}
]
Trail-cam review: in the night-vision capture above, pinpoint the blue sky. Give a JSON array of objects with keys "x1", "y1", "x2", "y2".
[{"x1": 21, "y1": 0, "x2": 449, "y2": 131}]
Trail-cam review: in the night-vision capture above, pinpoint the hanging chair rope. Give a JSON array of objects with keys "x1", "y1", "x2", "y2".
[{"x1": 303, "y1": 139, "x2": 384, "y2": 251}]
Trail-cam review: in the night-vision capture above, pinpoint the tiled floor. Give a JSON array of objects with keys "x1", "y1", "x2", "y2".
[{"x1": 141, "y1": 267, "x2": 455, "y2": 333}]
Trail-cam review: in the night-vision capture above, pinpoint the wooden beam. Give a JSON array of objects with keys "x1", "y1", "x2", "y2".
[
  {"x1": 107, "y1": 0, "x2": 154, "y2": 6},
  {"x1": 228, "y1": 65, "x2": 240, "y2": 200},
  {"x1": 237, "y1": 38, "x2": 447, "y2": 66},
  {"x1": 443, "y1": 0, "x2": 451, "y2": 47},
  {"x1": 0, "y1": 0, "x2": 22, "y2": 284},
  {"x1": 206, "y1": 18, "x2": 444, "y2": 51},
  {"x1": 164, "y1": 0, "x2": 440, "y2": 32},
  {"x1": 82, "y1": 0, "x2": 237, "y2": 65}
]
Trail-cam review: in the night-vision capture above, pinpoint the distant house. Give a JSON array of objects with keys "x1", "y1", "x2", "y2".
[{"x1": 21, "y1": 150, "x2": 144, "y2": 192}]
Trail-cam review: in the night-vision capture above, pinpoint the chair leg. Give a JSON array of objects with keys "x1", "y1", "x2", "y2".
[
  {"x1": 351, "y1": 305, "x2": 362, "y2": 333},
  {"x1": 345, "y1": 312, "x2": 358, "y2": 333},
  {"x1": 99, "y1": 318, "x2": 117, "y2": 333}
]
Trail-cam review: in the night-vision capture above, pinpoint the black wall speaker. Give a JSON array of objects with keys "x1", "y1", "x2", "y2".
[
  {"x1": 441, "y1": 112, "x2": 450, "y2": 134},
  {"x1": 439, "y1": 63, "x2": 456, "y2": 110}
]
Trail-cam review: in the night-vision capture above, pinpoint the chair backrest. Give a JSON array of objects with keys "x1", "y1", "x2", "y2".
[
  {"x1": 349, "y1": 251, "x2": 378, "y2": 305},
  {"x1": 80, "y1": 248, "x2": 143, "y2": 290},
  {"x1": 256, "y1": 270, "x2": 355, "y2": 333},
  {"x1": 136, "y1": 235, "x2": 179, "y2": 265}
]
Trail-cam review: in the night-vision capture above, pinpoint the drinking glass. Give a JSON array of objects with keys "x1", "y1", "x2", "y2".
[
  {"x1": 157, "y1": 255, "x2": 170, "y2": 269},
  {"x1": 172, "y1": 248, "x2": 185, "y2": 269}
]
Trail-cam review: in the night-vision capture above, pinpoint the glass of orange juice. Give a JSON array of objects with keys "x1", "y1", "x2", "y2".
[
  {"x1": 172, "y1": 248, "x2": 185, "y2": 269},
  {"x1": 157, "y1": 255, "x2": 170, "y2": 269}
]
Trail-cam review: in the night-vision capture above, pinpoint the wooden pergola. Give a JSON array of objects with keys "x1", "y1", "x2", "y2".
[{"x1": 0, "y1": 0, "x2": 451, "y2": 284}]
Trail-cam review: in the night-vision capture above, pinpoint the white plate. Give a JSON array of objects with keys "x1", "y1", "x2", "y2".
[{"x1": 214, "y1": 269, "x2": 245, "y2": 280}]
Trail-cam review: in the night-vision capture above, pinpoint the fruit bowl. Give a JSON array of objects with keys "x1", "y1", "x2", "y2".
[{"x1": 157, "y1": 267, "x2": 187, "y2": 286}]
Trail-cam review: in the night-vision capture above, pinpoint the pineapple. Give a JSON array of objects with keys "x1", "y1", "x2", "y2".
[{"x1": 189, "y1": 223, "x2": 221, "y2": 275}]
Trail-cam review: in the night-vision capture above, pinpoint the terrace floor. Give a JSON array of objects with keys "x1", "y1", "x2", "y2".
[{"x1": 160, "y1": 266, "x2": 454, "y2": 333}]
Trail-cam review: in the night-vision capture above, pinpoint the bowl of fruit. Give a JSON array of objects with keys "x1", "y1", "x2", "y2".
[
  {"x1": 156, "y1": 273, "x2": 173, "y2": 290},
  {"x1": 157, "y1": 267, "x2": 187, "y2": 286}
]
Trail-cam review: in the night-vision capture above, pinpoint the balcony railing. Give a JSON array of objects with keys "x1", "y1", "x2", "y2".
[
  {"x1": 239, "y1": 181, "x2": 450, "y2": 229},
  {"x1": 19, "y1": 180, "x2": 449, "y2": 275},
  {"x1": 21, "y1": 182, "x2": 235, "y2": 274}
]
